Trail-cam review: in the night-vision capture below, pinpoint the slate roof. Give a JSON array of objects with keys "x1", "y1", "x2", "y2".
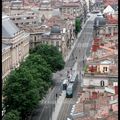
[
  {"x1": 94, "y1": 16, "x2": 106, "y2": 27},
  {"x1": 111, "y1": 4, "x2": 118, "y2": 11},
  {"x1": 51, "y1": 25, "x2": 61, "y2": 33},
  {"x1": 2, "y1": 43, "x2": 11, "y2": 51},
  {"x1": 52, "y1": 8, "x2": 61, "y2": 16},
  {"x1": 2, "y1": 14, "x2": 20, "y2": 38}
]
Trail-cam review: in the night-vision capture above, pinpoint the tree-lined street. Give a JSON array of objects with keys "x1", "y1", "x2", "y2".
[
  {"x1": 30, "y1": 13, "x2": 98, "y2": 120},
  {"x1": 56, "y1": 14, "x2": 97, "y2": 120}
]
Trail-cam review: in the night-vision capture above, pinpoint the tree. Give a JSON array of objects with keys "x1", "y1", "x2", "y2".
[
  {"x1": 22, "y1": 64, "x2": 52, "y2": 98},
  {"x1": 3, "y1": 44, "x2": 64, "y2": 119},
  {"x1": 3, "y1": 67, "x2": 40, "y2": 119},
  {"x1": 20, "y1": 54, "x2": 53, "y2": 97},
  {"x1": 3, "y1": 110, "x2": 20, "y2": 120},
  {"x1": 22, "y1": 54, "x2": 51, "y2": 70},
  {"x1": 75, "y1": 17, "x2": 81, "y2": 35},
  {"x1": 30, "y1": 44, "x2": 65, "y2": 72}
]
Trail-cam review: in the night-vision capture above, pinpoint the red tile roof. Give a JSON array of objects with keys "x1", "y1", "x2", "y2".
[
  {"x1": 106, "y1": 14, "x2": 118, "y2": 24},
  {"x1": 103, "y1": 0, "x2": 118, "y2": 6},
  {"x1": 63, "y1": 13, "x2": 75, "y2": 20},
  {"x1": 46, "y1": 16, "x2": 65, "y2": 27}
]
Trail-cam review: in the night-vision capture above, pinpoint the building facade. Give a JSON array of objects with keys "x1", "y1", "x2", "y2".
[
  {"x1": 2, "y1": 14, "x2": 29, "y2": 80},
  {"x1": 59, "y1": 1, "x2": 83, "y2": 20},
  {"x1": 2, "y1": 44, "x2": 11, "y2": 79},
  {"x1": 9, "y1": 11, "x2": 40, "y2": 29},
  {"x1": 29, "y1": 25, "x2": 69, "y2": 60}
]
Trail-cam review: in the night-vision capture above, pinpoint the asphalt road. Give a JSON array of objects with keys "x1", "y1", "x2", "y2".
[
  {"x1": 30, "y1": 13, "x2": 97, "y2": 120},
  {"x1": 57, "y1": 14, "x2": 96, "y2": 120}
]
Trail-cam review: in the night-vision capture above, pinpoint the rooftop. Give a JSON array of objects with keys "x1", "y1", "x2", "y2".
[
  {"x1": 2, "y1": 14, "x2": 20, "y2": 38},
  {"x1": 105, "y1": 14, "x2": 118, "y2": 24},
  {"x1": 46, "y1": 16, "x2": 66, "y2": 28},
  {"x1": 72, "y1": 86, "x2": 118, "y2": 120},
  {"x1": 94, "y1": 16, "x2": 106, "y2": 27},
  {"x1": 51, "y1": 25, "x2": 61, "y2": 33},
  {"x1": 103, "y1": 5, "x2": 115, "y2": 14},
  {"x1": 61, "y1": 1, "x2": 81, "y2": 7},
  {"x1": 104, "y1": 0, "x2": 118, "y2": 7},
  {"x1": 2, "y1": 43, "x2": 11, "y2": 51}
]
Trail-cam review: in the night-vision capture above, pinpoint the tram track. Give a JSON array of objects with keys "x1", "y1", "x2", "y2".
[
  {"x1": 57, "y1": 98, "x2": 72, "y2": 120},
  {"x1": 57, "y1": 79, "x2": 81, "y2": 120}
]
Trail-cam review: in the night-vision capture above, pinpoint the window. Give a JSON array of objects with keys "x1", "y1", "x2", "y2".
[
  {"x1": 56, "y1": 41, "x2": 59, "y2": 47},
  {"x1": 51, "y1": 41, "x2": 54, "y2": 45},
  {"x1": 103, "y1": 67, "x2": 107, "y2": 72},
  {"x1": 34, "y1": 36, "x2": 36, "y2": 42},
  {"x1": 100, "y1": 80, "x2": 105, "y2": 87},
  {"x1": 114, "y1": 27, "x2": 116, "y2": 32},
  {"x1": 12, "y1": 18, "x2": 15, "y2": 20},
  {"x1": 108, "y1": 27, "x2": 111, "y2": 34},
  {"x1": 17, "y1": 18, "x2": 21, "y2": 20},
  {"x1": 97, "y1": 31, "x2": 99, "y2": 35},
  {"x1": 27, "y1": 17, "x2": 30, "y2": 19}
]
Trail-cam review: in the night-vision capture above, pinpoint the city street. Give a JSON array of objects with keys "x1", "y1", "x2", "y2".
[
  {"x1": 30, "y1": 13, "x2": 97, "y2": 120},
  {"x1": 2, "y1": 0, "x2": 118, "y2": 120},
  {"x1": 57, "y1": 14, "x2": 97, "y2": 120}
]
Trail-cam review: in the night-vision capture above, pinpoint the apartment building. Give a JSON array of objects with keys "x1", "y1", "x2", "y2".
[
  {"x1": 93, "y1": 13, "x2": 118, "y2": 39},
  {"x1": 29, "y1": 13, "x2": 75, "y2": 60},
  {"x1": 83, "y1": 11, "x2": 118, "y2": 88},
  {"x1": 10, "y1": 0, "x2": 23, "y2": 9},
  {"x1": 59, "y1": 1, "x2": 83, "y2": 20},
  {"x1": 2, "y1": 14, "x2": 29, "y2": 80},
  {"x1": 9, "y1": 11, "x2": 40, "y2": 29},
  {"x1": 39, "y1": 0, "x2": 51, "y2": 9},
  {"x1": 30, "y1": 24, "x2": 70, "y2": 60}
]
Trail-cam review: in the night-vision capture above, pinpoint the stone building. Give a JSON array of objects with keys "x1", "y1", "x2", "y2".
[
  {"x1": 29, "y1": 13, "x2": 75, "y2": 60},
  {"x1": 10, "y1": 0, "x2": 23, "y2": 9},
  {"x1": 39, "y1": 0, "x2": 51, "y2": 9},
  {"x1": 30, "y1": 24, "x2": 69, "y2": 60},
  {"x1": 82, "y1": 12, "x2": 118, "y2": 89},
  {"x1": 2, "y1": 44, "x2": 11, "y2": 80},
  {"x1": 59, "y1": 1, "x2": 84, "y2": 21},
  {"x1": 9, "y1": 11, "x2": 40, "y2": 29},
  {"x1": 2, "y1": 14, "x2": 29, "y2": 80},
  {"x1": 93, "y1": 14, "x2": 118, "y2": 40}
]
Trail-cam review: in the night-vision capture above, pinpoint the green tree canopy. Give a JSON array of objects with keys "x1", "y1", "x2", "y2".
[
  {"x1": 3, "y1": 44, "x2": 64, "y2": 119},
  {"x1": 30, "y1": 44, "x2": 65, "y2": 72},
  {"x1": 21, "y1": 54, "x2": 52, "y2": 82},
  {"x1": 3, "y1": 67, "x2": 40, "y2": 119},
  {"x1": 22, "y1": 54, "x2": 51, "y2": 69},
  {"x1": 75, "y1": 17, "x2": 81, "y2": 35},
  {"x1": 20, "y1": 54, "x2": 53, "y2": 96},
  {"x1": 4, "y1": 110, "x2": 20, "y2": 120}
]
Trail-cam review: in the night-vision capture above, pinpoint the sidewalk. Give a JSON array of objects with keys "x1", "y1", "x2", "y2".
[
  {"x1": 51, "y1": 91, "x2": 66, "y2": 120},
  {"x1": 64, "y1": 18, "x2": 89, "y2": 62}
]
